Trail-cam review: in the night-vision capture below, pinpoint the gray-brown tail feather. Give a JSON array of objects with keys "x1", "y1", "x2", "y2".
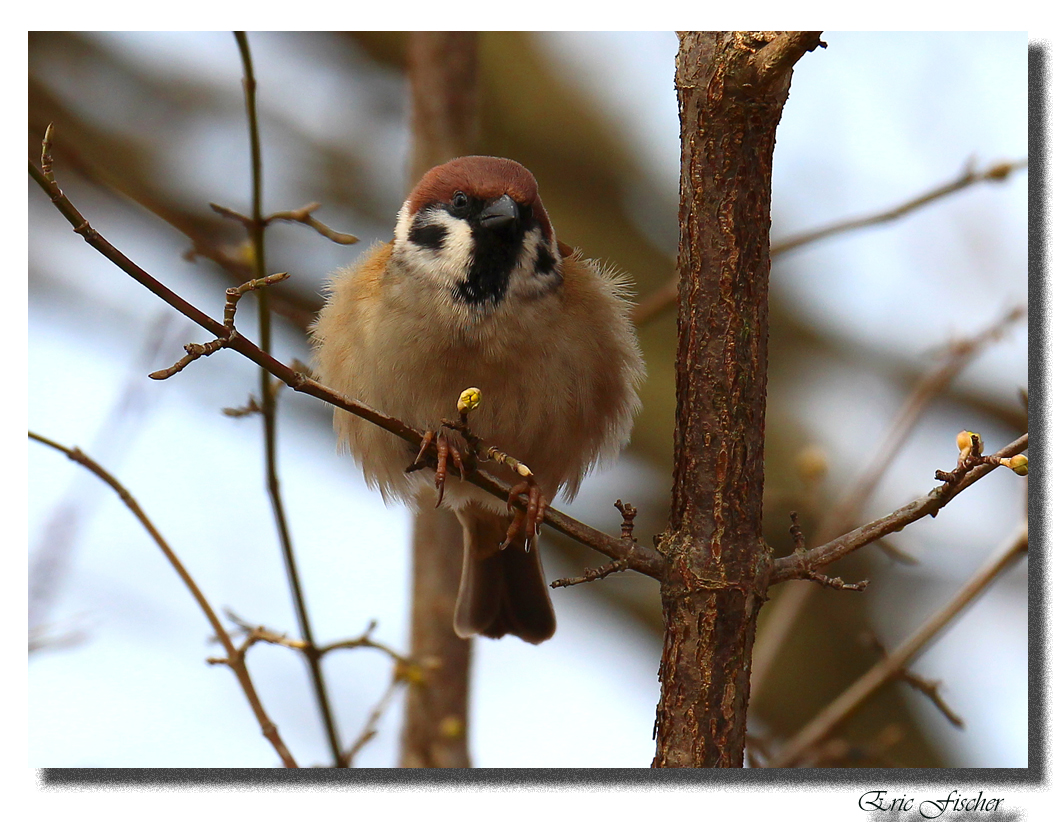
[{"x1": 453, "y1": 508, "x2": 556, "y2": 644}]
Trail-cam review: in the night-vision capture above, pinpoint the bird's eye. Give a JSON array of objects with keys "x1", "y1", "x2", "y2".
[{"x1": 451, "y1": 191, "x2": 469, "y2": 211}]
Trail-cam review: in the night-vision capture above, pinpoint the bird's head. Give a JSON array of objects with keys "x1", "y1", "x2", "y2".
[{"x1": 393, "y1": 156, "x2": 566, "y2": 309}]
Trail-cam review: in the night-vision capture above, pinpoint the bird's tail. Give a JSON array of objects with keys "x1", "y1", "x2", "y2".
[{"x1": 453, "y1": 505, "x2": 556, "y2": 644}]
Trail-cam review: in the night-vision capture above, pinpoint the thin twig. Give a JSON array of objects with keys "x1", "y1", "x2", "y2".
[
  {"x1": 148, "y1": 338, "x2": 226, "y2": 380},
  {"x1": 770, "y1": 522, "x2": 1027, "y2": 766},
  {"x1": 614, "y1": 499, "x2": 638, "y2": 540},
  {"x1": 342, "y1": 676, "x2": 405, "y2": 767},
  {"x1": 900, "y1": 669, "x2": 965, "y2": 729},
  {"x1": 233, "y1": 31, "x2": 344, "y2": 767},
  {"x1": 223, "y1": 395, "x2": 263, "y2": 417},
  {"x1": 820, "y1": 306, "x2": 1025, "y2": 539},
  {"x1": 551, "y1": 501, "x2": 640, "y2": 588},
  {"x1": 753, "y1": 308, "x2": 1025, "y2": 690},
  {"x1": 771, "y1": 158, "x2": 1028, "y2": 256},
  {"x1": 550, "y1": 558, "x2": 630, "y2": 589},
  {"x1": 799, "y1": 724, "x2": 904, "y2": 768},
  {"x1": 788, "y1": 512, "x2": 869, "y2": 591},
  {"x1": 218, "y1": 612, "x2": 415, "y2": 768},
  {"x1": 147, "y1": 273, "x2": 291, "y2": 381},
  {"x1": 860, "y1": 631, "x2": 964, "y2": 728},
  {"x1": 29, "y1": 431, "x2": 298, "y2": 768},
  {"x1": 771, "y1": 434, "x2": 1027, "y2": 585},
  {"x1": 265, "y1": 202, "x2": 359, "y2": 244},
  {"x1": 211, "y1": 201, "x2": 359, "y2": 245},
  {"x1": 631, "y1": 159, "x2": 1028, "y2": 327},
  {"x1": 224, "y1": 612, "x2": 410, "y2": 666}
]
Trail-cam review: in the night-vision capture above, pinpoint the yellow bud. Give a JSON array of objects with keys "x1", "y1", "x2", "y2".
[
  {"x1": 394, "y1": 660, "x2": 424, "y2": 685},
  {"x1": 439, "y1": 716, "x2": 464, "y2": 739},
  {"x1": 232, "y1": 239, "x2": 256, "y2": 267},
  {"x1": 516, "y1": 463, "x2": 534, "y2": 478},
  {"x1": 1001, "y1": 454, "x2": 1029, "y2": 476},
  {"x1": 457, "y1": 387, "x2": 482, "y2": 414},
  {"x1": 956, "y1": 430, "x2": 978, "y2": 458},
  {"x1": 795, "y1": 445, "x2": 828, "y2": 485}
]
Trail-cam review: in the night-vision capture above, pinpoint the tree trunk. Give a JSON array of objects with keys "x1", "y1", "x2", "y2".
[
  {"x1": 652, "y1": 30, "x2": 823, "y2": 768},
  {"x1": 399, "y1": 31, "x2": 480, "y2": 769}
]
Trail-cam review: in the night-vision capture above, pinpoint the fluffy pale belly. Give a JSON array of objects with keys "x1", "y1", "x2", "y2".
[{"x1": 338, "y1": 319, "x2": 587, "y2": 513}]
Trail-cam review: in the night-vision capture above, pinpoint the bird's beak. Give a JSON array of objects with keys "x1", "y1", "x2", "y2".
[{"x1": 478, "y1": 194, "x2": 519, "y2": 230}]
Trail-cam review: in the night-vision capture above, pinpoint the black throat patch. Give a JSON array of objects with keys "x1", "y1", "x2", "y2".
[
  {"x1": 454, "y1": 225, "x2": 522, "y2": 307},
  {"x1": 453, "y1": 200, "x2": 537, "y2": 307}
]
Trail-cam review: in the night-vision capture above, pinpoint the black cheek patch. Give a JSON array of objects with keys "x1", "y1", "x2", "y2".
[
  {"x1": 534, "y1": 244, "x2": 556, "y2": 276},
  {"x1": 409, "y1": 221, "x2": 448, "y2": 251}
]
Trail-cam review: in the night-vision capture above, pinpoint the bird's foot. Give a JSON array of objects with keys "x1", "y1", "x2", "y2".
[
  {"x1": 405, "y1": 427, "x2": 468, "y2": 507},
  {"x1": 501, "y1": 479, "x2": 547, "y2": 551}
]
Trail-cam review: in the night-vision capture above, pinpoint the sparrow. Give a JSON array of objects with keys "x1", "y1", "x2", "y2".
[{"x1": 311, "y1": 156, "x2": 644, "y2": 644}]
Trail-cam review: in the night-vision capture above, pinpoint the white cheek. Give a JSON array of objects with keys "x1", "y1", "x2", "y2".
[
  {"x1": 395, "y1": 208, "x2": 474, "y2": 290},
  {"x1": 508, "y1": 227, "x2": 562, "y2": 300},
  {"x1": 516, "y1": 227, "x2": 541, "y2": 270},
  {"x1": 433, "y1": 211, "x2": 475, "y2": 272},
  {"x1": 394, "y1": 202, "x2": 413, "y2": 245}
]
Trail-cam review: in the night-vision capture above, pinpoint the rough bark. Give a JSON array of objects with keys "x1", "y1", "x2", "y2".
[
  {"x1": 652, "y1": 30, "x2": 823, "y2": 768},
  {"x1": 399, "y1": 31, "x2": 479, "y2": 769}
]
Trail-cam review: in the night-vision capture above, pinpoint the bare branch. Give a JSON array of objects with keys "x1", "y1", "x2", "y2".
[
  {"x1": 631, "y1": 159, "x2": 1028, "y2": 327},
  {"x1": 614, "y1": 499, "x2": 638, "y2": 541},
  {"x1": 222, "y1": 395, "x2": 263, "y2": 418},
  {"x1": 551, "y1": 558, "x2": 630, "y2": 589},
  {"x1": 147, "y1": 273, "x2": 290, "y2": 381},
  {"x1": 29, "y1": 431, "x2": 298, "y2": 768},
  {"x1": 771, "y1": 434, "x2": 1027, "y2": 585},
  {"x1": 772, "y1": 158, "x2": 1028, "y2": 256},
  {"x1": 859, "y1": 631, "x2": 964, "y2": 728},
  {"x1": 749, "y1": 31, "x2": 826, "y2": 90},
  {"x1": 770, "y1": 523, "x2": 1027, "y2": 766},
  {"x1": 788, "y1": 512, "x2": 868, "y2": 591},
  {"x1": 148, "y1": 338, "x2": 226, "y2": 380},
  {"x1": 28, "y1": 154, "x2": 666, "y2": 581},
  {"x1": 752, "y1": 307, "x2": 1024, "y2": 691},
  {"x1": 265, "y1": 202, "x2": 359, "y2": 245},
  {"x1": 343, "y1": 676, "x2": 404, "y2": 767},
  {"x1": 804, "y1": 570, "x2": 869, "y2": 592},
  {"x1": 901, "y1": 669, "x2": 965, "y2": 729},
  {"x1": 818, "y1": 306, "x2": 1025, "y2": 539},
  {"x1": 232, "y1": 31, "x2": 344, "y2": 767}
]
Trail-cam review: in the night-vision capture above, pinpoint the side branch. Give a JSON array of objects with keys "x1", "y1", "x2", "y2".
[
  {"x1": 28, "y1": 159, "x2": 665, "y2": 580},
  {"x1": 770, "y1": 523, "x2": 1028, "y2": 767},
  {"x1": 29, "y1": 431, "x2": 298, "y2": 768},
  {"x1": 770, "y1": 434, "x2": 1028, "y2": 585},
  {"x1": 749, "y1": 31, "x2": 826, "y2": 90},
  {"x1": 770, "y1": 159, "x2": 1028, "y2": 256},
  {"x1": 631, "y1": 158, "x2": 1027, "y2": 327}
]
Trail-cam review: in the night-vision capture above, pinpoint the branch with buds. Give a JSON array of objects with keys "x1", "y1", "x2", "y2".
[
  {"x1": 30, "y1": 147, "x2": 1028, "y2": 591},
  {"x1": 771, "y1": 432, "x2": 1028, "y2": 586},
  {"x1": 29, "y1": 151, "x2": 664, "y2": 579}
]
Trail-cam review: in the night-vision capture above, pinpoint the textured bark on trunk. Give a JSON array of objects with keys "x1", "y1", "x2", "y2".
[
  {"x1": 652, "y1": 30, "x2": 823, "y2": 768},
  {"x1": 399, "y1": 31, "x2": 479, "y2": 769}
]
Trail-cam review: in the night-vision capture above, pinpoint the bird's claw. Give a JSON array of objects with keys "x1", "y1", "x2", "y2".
[
  {"x1": 406, "y1": 428, "x2": 467, "y2": 507},
  {"x1": 501, "y1": 479, "x2": 547, "y2": 551}
]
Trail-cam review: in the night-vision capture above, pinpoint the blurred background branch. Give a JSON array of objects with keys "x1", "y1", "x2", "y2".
[{"x1": 29, "y1": 432, "x2": 299, "y2": 768}]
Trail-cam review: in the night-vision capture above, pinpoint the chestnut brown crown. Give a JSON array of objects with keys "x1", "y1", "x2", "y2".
[{"x1": 407, "y1": 156, "x2": 556, "y2": 242}]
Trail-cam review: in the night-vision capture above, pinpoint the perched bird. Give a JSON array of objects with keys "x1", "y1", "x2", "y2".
[{"x1": 311, "y1": 156, "x2": 644, "y2": 643}]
